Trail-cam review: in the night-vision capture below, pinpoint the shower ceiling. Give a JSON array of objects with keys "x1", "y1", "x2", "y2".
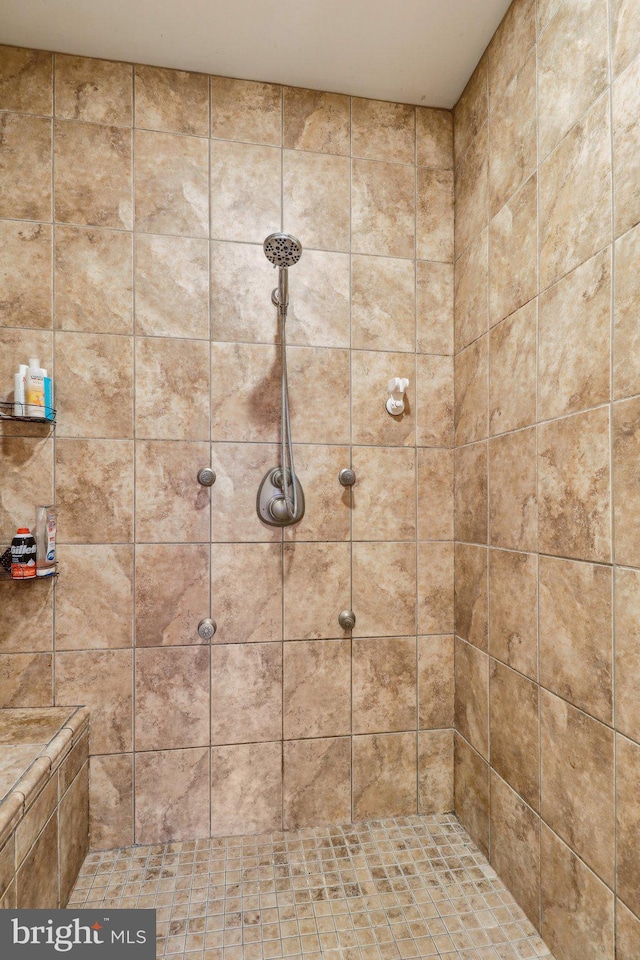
[{"x1": 0, "y1": 0, "x2": 512, "y2": 108}]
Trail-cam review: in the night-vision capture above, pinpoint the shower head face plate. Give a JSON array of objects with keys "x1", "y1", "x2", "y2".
[{"x1": 263, "y1": 233, "x2": 303, "y2": 268}]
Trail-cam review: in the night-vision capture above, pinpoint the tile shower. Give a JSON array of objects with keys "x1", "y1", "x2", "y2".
[{"x1": 0, "y1": 0, "x2": 638, "y2": 957}]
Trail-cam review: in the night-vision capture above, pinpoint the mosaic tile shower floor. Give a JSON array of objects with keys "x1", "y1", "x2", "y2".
[{"x1": 68, "y1": 815, "x2": 555, "y2": 960}]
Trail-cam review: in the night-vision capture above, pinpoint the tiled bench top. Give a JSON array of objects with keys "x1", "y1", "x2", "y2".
[{"x1": 0, "y1": 706, "x2": 89, "y2": 843}]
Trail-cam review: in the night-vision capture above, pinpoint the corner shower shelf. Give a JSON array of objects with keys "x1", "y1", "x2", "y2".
[
  {"x1": 0, "y1": 401, "x2": 56, "y2": 425},
  {"x1": 0, "y1": 567, "x2": 59, "y2": 584}
]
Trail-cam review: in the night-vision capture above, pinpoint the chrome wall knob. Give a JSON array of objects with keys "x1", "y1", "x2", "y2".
[
  {"x1": 198, "y1": 618, "x2": 217, "y2": 640},
  {"x1": 338, "y1": 610, "x2": 356, "y2": 630},
  {"x1": 197, "y1": 468, "x2": 216, "y2": 487},
  {"x1": 338, "y1": 468, "x2": 356, "y2": 487}
]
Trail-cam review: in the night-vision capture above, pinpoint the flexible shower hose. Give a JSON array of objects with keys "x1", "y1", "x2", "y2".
[{"x1": 280, "y1": 310, "x2": 298, "y2": 520}]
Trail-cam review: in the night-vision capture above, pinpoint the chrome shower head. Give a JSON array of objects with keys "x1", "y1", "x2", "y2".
[{"x1": 263, "y1": 233, "x2": 303, "y2": 268}]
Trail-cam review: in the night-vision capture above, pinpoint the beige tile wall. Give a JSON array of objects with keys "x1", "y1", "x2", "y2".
[
  {"x1": 452, "y1": 1, "x2": 640, "y2": 959},
  {"x1": 0, "y1": 46, "x2": 455, "y2": 847}
]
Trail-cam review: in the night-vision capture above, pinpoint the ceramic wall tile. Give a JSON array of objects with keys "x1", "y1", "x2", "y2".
[
  {"x1": 284, "y1": 542, "x2": 350, "y2": 640},
  {"x1": 540, "y1": 690, "x2": 615, "y2": 886},
  {"x1": 135, "y1": 129, "x2": 208, "y2": 237},
  {"x1": 89, "y1": 754, "x2": 133, "y2": 850},
  {"x1": 135, "y1": 543, "x2": 210, "y2": 647},
  {"x1": 211, "y1": 642, "x2": 282, "y2": 745},
  {"x1": 454, "y1": 638, "x2": 489, "y2": 759},
  {"x1": 453, "y1": 55, "x2": 488, "y2": 165},
  {"x1": 454, "y1": 124, "x2": 488, "y2": 257},
  {"x1": 454, "y1": 442, "x2": 488, "y2": 545},
  {"x1": 211, "y1": 140, "x2": 280, "y2": 244},
  {"x1": 539, "y1": 95, "x2": 611, "y2": 291},
  {"x1": 353, "y1": 636, "x2": 416, "y2": 734},
  {"x1": 538, "y1": 248, "x2": 611, "y2": 420},
  {"x1": 541, "y1": 825, "x2": 614, "y2": 960},
  {"x1": 0, "y1": 114, "x2": 51, "y2": 221},
  {"x1": 352, "y1": 542, "x2": 417, "y2": 638},
  {"x1": 489, "y1": 300, "x2": 536, "y2": 435},
  {"x1": 55, "y1": 649, "x2": 133, "y2": 754},
  {"x1": 615, "y1": 567, "x2": 640, "y2": 743},
  {"x1": 1, "y1": 222, "x2": 50, "y2": 337},
  {"x1": 490, "y1": 659, "x2": 539, "y2": 808},
  {"x1": 490, "y1": 772, "x2": 540, "y2": 926},
  {"x1": 489, "y1": 428, "x2": 537, "y2": 552},
  {"x1": 136, "y1": 336, "x2": 209, "y2": 440},
  {"x1": 135, "y1": 440, "x2": 210, "y2": 543},
  {"x1": 55, "y1": 439, "x2": 133, "y2": 543},
  {"x1": 282, "y1": 87, "x2": 349, "y2": 154},
  {"x1": 351, "y1": 98, "x2": 415, "y2": 164},
  {"x1": 613, "y1": 55, "x2": 640, "y2": 239},
  {"x1": 416, "y1": 107, "x2": 453, "y2": 169},
  {"x1": 212, "y1": 542, "x2": 281, "y2": 645},
  {"x1": 418, "y1": 635, "x2": 454, "y2": 729},
  {"x1": 614, "y1": 397, "x2": 640, "y2": 569},
  {"x1": 538, "y1": 407, "x2": 611, "y2": 562},
  {"x1": 537, "y1": 0, "x2": 608, "y2": 160},
  {"x1": 352, "y1": 446, "x2": 416, "y2": 541},
  {"x1": 55, "y1": 120, "x2": 131, "y2": 228},
  {"x1": 352, "y1": 733, "x2": 417, "y2": 820},
  {"x1": 55, "y1": 331, "x2": 133, "y2": 439},
  {"x1": 134, "y1": 233, "x2": 208, "y2": 339},
  {"x1": 283, "y1": 737, "x2": 351, "y2": 829},
  {"x1": 212, "y1": 742, "x2": 282, "y2": 836},
  {"x1": 0, "y1": 46, "x2": 52, "y2": 115},
  {"x1": 487, "y1": 0, "x2": 536, "y2": 105},
  {"x1": 539, "y1": 556, "x2": 612, "y2": 723},
  {"x1": 417, "y1": 542, "x2": 454, "y2": 635},
  {"x1": 284, "y1": 444, "x2": 351, "y2": 542},
  {"x1": 134, "y1": 748, "x2": 210, "y2": 844},
  {"x1": 454, "y1": 543, "x2": 488, "y2": 651},
  {"x1": 135, "y1": 646, "x2": 210, "y2": 750},
  {"x1": 489, "y1": 51, "x2": 536, "y2": 216},
  {"x1": 55, "y1": 55, "x2": 132, "y2": 125},
  {"x1": 418, "y1": 730, "x2": 454, "y2": 814},
  {"x1": 134, "y1": 64, "x2": 208, "y2": 136},
  {"x1": 287, "y1": 249, "x2": 350, "y2": 348},
  {"x1": 454, "y1": 336, "x2": 488, "y2": 446},
  {"x1": 283, "y1": 640, "x2": 351, "y2": 739},
  {"x1": 417, "y1": 168, "x2": 454, "y2": 262},
  {"x1": 454, "y1": 733, "x2": 489, "y2": 857},
  {"x1": 417, "y1": 260, "x2": 454, "y2": 355},
  {"x1": 489, "y1": 549, "x2": 537, "y2": 680},
  {"x1": 351, "y1": 255, "x2": 415, "y2": 352},
  {"x1": 489, "y1": 174, "x2": 537, "y2": 326},
  {"x1": 283, "y1": 150, "x2": 349, "y2": 252},
  {"x1": 617, "y1": 734, "x2": 640, "y2": 917},
  {"x1": 416, "y1": 354, "x2": 454, "y2": 448},
  {"x1": 610, "y1": 0, "x2": 640, "y2": 77},
  {"x1": 55, "y1": 225, "x2": 133, "y2": 335},
  {"x1": 454, "y1": 229, "x2": 488, "y2": 353},
  {"x1": 613, "y1": 222, "x2": 640, "y2": 400},
  {"x1": 352, "y1": 159, "x2": 415, "y2": 259},
  {"x1": 352, "y1": 350, "x2": 415, "y2": 446},
  {"x1": 417, "y1": 447, "x2": 454, "y2": 541},
  {"x1": 55, "y1": 544, "x2": 133, "y2": 650},
  {"x1": 212, "y1": 76, "x2": 282, "y2": 146}
]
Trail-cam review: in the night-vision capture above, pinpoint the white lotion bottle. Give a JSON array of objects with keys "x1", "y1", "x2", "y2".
[
  {"x1": 13, "y1": 364, "x2": 28, "y2": 416},
  {"x1": 25, "y1": 357, "x2": 45, "y2": 418}
]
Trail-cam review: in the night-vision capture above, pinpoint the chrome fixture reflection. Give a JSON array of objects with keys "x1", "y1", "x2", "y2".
[
  {"x1": 197, "y1": 618, "x2": 217, "y2": 640},
  {"x1": 197, "y1": 467, "x2": 216, "y2": 487},
  {"x1": 338, "y1": 610, "x2": 356, "y2": 631},
  {"x1": 338, "y1": 468, "x2": 356, "y2": 487},
  {"x1": 257, "y1": 233, "x2": 306, "y2": 527}
]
